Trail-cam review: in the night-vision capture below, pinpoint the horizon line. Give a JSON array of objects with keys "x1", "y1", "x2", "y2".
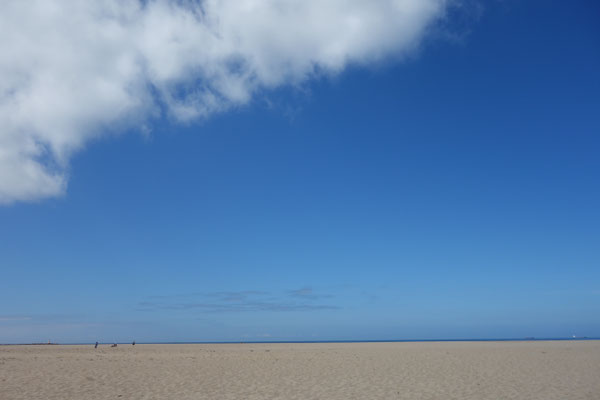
[{"x1": 3, "y1": 337, "x2": 598, "y2": 346}]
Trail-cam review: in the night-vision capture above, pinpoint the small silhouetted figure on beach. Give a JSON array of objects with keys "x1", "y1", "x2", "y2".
[
  {"x1": 94, "y1": 341, "x2": 98, "y2": 349},
  {"x1": 111, "y1": 343, "x2": 117, "y2": 348},
  {"x1": 132, "y1": 341, "x2": 135, "y2": 346}
]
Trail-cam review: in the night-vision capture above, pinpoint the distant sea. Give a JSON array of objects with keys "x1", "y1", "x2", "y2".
[
  {"x1": 143, "y1": 337, "x2": 599, "y2": 345},
  {"x1": 10, "y1": 337, "x2": 597, "y2": 346}
]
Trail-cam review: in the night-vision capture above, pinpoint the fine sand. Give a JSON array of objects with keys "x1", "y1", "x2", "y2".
[{"x1": 1, "y1": 341, "x2": 599, "y2": 399}]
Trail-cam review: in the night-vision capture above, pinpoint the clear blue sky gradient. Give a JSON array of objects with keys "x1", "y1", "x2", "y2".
[{"x1": 1, "y1": 1, "x2": 599, "y2": 343}]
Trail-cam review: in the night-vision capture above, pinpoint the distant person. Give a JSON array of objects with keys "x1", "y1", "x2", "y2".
[
  {"x1": 94, "y1": 341, "x2": 98, "y2": 349},
  {"x1": 111, "y1": 343, "x2": 117, "y2": 348},
  {"x1": 132, "y1": 340, "x2": 135, "y2": 346}
]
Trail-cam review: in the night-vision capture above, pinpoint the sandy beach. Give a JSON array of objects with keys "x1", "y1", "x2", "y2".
[{"x1": 1, "y1": 341, "x2": 599, "y2": 399}]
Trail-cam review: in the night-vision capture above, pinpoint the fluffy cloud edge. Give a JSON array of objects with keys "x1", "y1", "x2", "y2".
[{"x1": 0, "y1": 0, "x2": 452, "y2": 204}]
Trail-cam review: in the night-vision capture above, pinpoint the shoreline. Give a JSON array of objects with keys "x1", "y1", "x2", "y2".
[{"x1": 2, "y1": 337, "x2": 598, "y2": 346}]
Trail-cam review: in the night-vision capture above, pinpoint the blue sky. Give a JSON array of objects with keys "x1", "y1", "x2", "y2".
[{"x1": 1, "y1": 0, "x2": 599, "y2": 343}]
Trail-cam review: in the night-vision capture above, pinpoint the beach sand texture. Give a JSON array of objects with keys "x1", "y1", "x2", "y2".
[{"x1": 1, "y1": 341, "x2": 599, "y2": 399}]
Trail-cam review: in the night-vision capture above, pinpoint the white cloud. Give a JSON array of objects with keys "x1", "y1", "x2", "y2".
[{"x1": 0, "y1": 0, "x2": 449, "y2": 204}]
